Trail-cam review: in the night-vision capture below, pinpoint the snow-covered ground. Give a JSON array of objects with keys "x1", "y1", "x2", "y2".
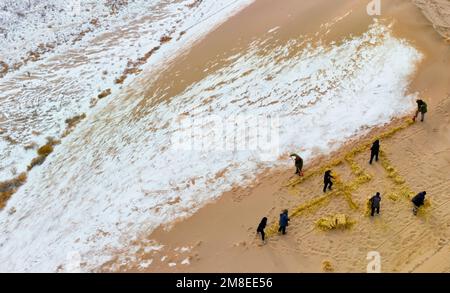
[
  {"x1": 0, "y1": 0, "x2": 254, "y2": 181},
  {"x1": 0, "y1": 5, "x2": 422, "y2": 271}
]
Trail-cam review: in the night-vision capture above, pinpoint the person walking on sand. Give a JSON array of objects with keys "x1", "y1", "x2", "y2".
[
  {"x1": 412, "y1": 191, "x2": 427, "y2": 215},
  {"x1": 323, "y1": 170, "x2": 334, "y2": 193},
  {"x1": 370, "y1": 192, "x2": 381, "y2": 217},
  {"x1": 278, "y1": 210, "x2": 290, "y2": 235},
  {"x1": 290, "y1": 153, "x2": 304, "y2": 176},
  {"x1": 413, "y1": 99, "x2": 427, "y2": 122},
  {"x1": 257, "y1": 217, "x2": 268, "y2": 244},
  {"x1": 370, "y1": 140, "x2": 380, "y2": 164}
]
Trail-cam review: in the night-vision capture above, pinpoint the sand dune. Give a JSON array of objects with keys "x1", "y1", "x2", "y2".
[
  {"x1": 111, "y1": 0, "x2": 450, "y2": 273},
  {"x1": 1, "y1": 0, "x2": 449, "y2": 273},
  {"x1": 414, "y1": 0, "x2": 450, "y2": 41}
]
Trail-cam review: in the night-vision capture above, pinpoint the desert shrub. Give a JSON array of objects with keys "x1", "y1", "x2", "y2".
[
  {"x1": 105, "y1": 0, "x2": 129, "y2": 14},
  {"x1": 160, "y1": 35, "x2": 172, "y2": 43},
  {"x1": 16, "y1": 172, "x2": 27, "y2": 184},
  {"x1": 0, "y1": 172, "x2": 27, "y2": 209},
  {"x1": 27, "y1": 138, "x2": 60, "y2": 170},
  {"x1": 114, "y1": 75, "x2": 126, "y2": 84},
  {"x1": 186, "y1": 0, "x2": 203, "y2": 9},
  {"x1": 37, "y1": 144, "x2": 54, "y2": 156},
  {"x1": 0, "y1": 190, "x2": 15, "y2": 209},
  {"x1": 27, "y1": 155, "x2": 46, "y2": 170},
  {"x1": 65, "y1": 113, "x2": 86, "y2": 127},
  {"x1": 0, "y1": 61, "x2": 8, "y2": 75},
  {"x1": 98, "y1": 89, "x2": 111, "y2": 99},
  {"x1": 322, "y1": 260, "x2": 334, "y2": 272},
  {"x1": 63, "y1": 113, "x2": 86, "y2": 137}
]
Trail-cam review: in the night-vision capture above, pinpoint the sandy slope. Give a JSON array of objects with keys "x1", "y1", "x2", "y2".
[
  {"x1": 414, "y1": 0, "x2": 450, "y2": 41},
  {"x1": 111, "y1": 0, "x2": 450, "y2": 272}
]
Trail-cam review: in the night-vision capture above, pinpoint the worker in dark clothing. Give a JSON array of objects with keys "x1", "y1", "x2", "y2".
[
  {"x1": 412, "y1": 191, "x2": 427, "y2": 215},
  {"x1": 290, "y1": 153, "x2": 304, "y2": 176},
  {"x1": 370, "y1": 140, "x2": 380, "y2": 164},
  {"x1": 323, "y1": 170, "x2": 334, "y2": 193},
  {"x1": 256, "y1": 217, "x2": 268, "y2": 243},
  {"x1": 370, "y1": 192, "x2": 381, "y2": 217},
  {"x1": 278, "y1": 209, "x2": 290, "y2": 235},
  {"x1": 413, "y1": 99, "x2": 427, "y2": 122}
]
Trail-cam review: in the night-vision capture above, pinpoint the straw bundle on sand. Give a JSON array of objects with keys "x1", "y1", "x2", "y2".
[{"x1": 316, "y1": 214, "x2": 355, "y2": 231}]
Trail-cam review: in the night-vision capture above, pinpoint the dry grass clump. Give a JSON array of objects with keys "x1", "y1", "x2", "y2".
[
  {"x1": 106, "y1": 0, "x2": 129, "y2": 14},
  {"x1": 138, "y1": 46, "x2": 160, "y2": 63},
  {"x1": 62, "y1": 113, "x2": 86, "y2": 137},
  {"x1": 322, "y1": 260, "x2": 334, "y2": 272},
  {"x1": 160, "y1": 35, "x2": 172, "y2": 43},
  {"x1": 98, "y1": 89, "x2": 111, "y2": 99},
  {"x1": 28, "y1": 156, "x2": 47, "y2": 170},
  {"x1": 37, "y1": 144, "x2": 54, "y2": 156},
  {"x1": 114, "y1": 75, "x2": 126, "y2": 84},
  {"x1": 316, "y1": 214, "x2": 355, "y2": 231},
  {"x1": 0, "y1": 61, "x2": 9, "y2": 76},
  {"x1": 72, "y1": 28, "x2": 93, "y2": 44},
  {"x1": 0, "y1": 172, "x2": 27, "y2": 209},
  {"x1": 27, "y1": 137, "x2": 60, "y2": 170},
  {"x1": 2, "y1": 42, "x2": 57, "y2": 75},
  {"x1": 65, "y1": 113, "x2": 86, "y2": 129},
  {"x1": 114, "y1": 46, "x2": 161, "y2": 85},
  {"x1": 186, "y1": 0, "x2": 203, "y2": 9},
  {"x1": 90, "y1": 18, "x2": 99, "y2": 26}
]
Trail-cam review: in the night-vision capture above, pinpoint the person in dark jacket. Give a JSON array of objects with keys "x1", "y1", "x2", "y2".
[
  {"x1": 257, "y1": 217, "x2": 268, "y2": 243},
  {"x1": 278, "y1": 209, "x2": 290, "y2": 235},
  {"x1": 323, "y1": 170, "x2": 334, "y2": 193},
  {"x1": 290, "y1": 153, "x2": 304, "y2": 176},
  {"x1": 413, "y1": 99, "x2": 427, "y2": 122},
  {"x1": 370, "y1": 192, "x2": 381, "y2": 217},
  {"x1": 370, "y1": 140, "x2": 380, "y2": 165},
  {"x1": 412, "y1": 191, "x2": 427, "y2": 215}
]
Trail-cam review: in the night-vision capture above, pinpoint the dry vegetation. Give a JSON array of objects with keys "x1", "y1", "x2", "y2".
[
  {"x1": 0, "y1": 172, "x2": 27, "y2": 209},
  {"x1": 316, "y1": 214, "x2": 355, "y2": 231},
  {"x1": 72, "y1": 28, "x2": 93, "y2": 44},
  {"x1": 114, "y1": 46, "x2": 160, "y2": 84},
  {"x1": 0, "y1": 42, "x2": 56, "y2": 77},
  {"x1": 105, "y1": 0, "x2": 129, "y2": 15},
  {"x1": 0, "y1": 61, "x2": 9, "y2": 76},
  {"x1": 186, "y1": 0, "x2": 203, "y2": 9},
  {"x1": 160, "y1": 35, "x2": 172, "y2": 43},
  {"x1": 62, "y1": 113, "x2": 87, "y2": 137},
  {"x1": 98, "y1": 89, "x2": 112, "y2": 99},
  {"x1": 27, "y1": 137, "x2": 60, "y2": 171},
  {"x1": 322, "y1": 260, "x2": 335, "y2": 272}
]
